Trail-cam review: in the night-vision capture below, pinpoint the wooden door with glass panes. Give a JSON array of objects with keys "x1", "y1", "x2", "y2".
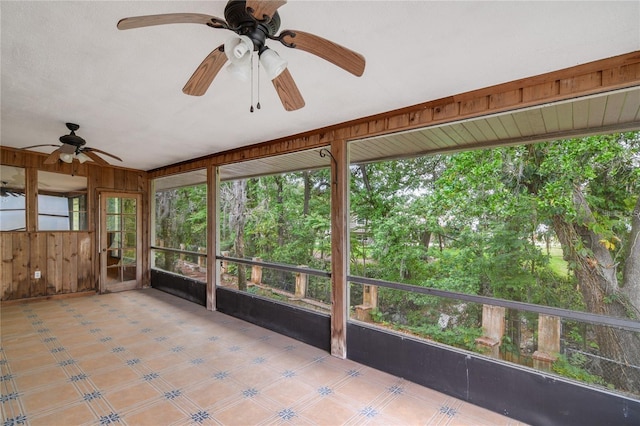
[{"x1": 100, "y1": 192, "x2": 142, "y2": 293}]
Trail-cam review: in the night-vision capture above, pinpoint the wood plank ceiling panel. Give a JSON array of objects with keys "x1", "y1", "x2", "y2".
[
  {"x1": 602, "y1": 91, "x2": 628, "y2": 125},
  {"x1": 476, "y1": 115, "x2": 502, "y2": 140},
  {"x1": 512, "y1": 110, "x2": 536, "y2": 137},
  {"x1": 352, "y1": 139, "x2": 392, "y2": 161},
  {"x1": 448, "y1": 123, "x2": 479, "y2": 145},
  {"x1": 421, "y1": 129, "x2": 452, "y2": 149},
  {"x1": 219, "y1": 148, "x2": 331, "y2": 181},
  {"x1": 496, "y1": 114, "x2": 522, "y2": 139},
  {"x1": 618, "y1": 90, "x2": 640, "y2": 123},
  {"x1": 428, "y1": 126, "x2": 459, "y2": 148},
  {"x1": 541, "y1": 104, "x2": 561, "y2": 133},
  {"x1": 440, "y1": 126, "x2": 464, "y2": 147},
  {"x1": 554, "y1": 102, "x2": 574, "y2": 132},
  {"x1": 587, "y1": 96, "x2": 608, "y2": 128},
  {"x1": 460, "y1": 121, "x2": 489, "y2": 143},
  {"x1": 526, "y1": 108, "x2": 548, "y2": 135},
  {"x1": 348, "y1": 144, "x2": 367, "y2": 163},
  {"x1": 572, "y1": 98, "x2": 590, "y2": 129},
  {"x1": 396, "y1": 133, "x2": 426, "y2": 152},
  {"x1": 484, "y1": 115, "x2": 511, "y2": 140},
  {"x1": 397, "y1": 131, "x2": 431, "y2": 151}
]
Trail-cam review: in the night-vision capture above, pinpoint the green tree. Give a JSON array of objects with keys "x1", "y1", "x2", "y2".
[
  {"x1": 155, "y1": 184, "x2": 207, "y2": 271},
  {"x1": 425, "y1": 134, "x2": 640, "y2": 390},
  {"x1": 522, "y1": 134, "x2": 640, "y2": 390}
]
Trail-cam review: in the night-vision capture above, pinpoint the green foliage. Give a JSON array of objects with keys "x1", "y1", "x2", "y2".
[
  {"x1": 155, "y1": 184, "x2": 207, "y2": 250},
  {"x1": 369, "y1": 307, "x2": 482, "y2": 352},
  {"x1": 500, "y1": 335, "x2": 518, "y2": 356},
  {"x1": 552, "y1": 354, "x2": 609, "y2": 387},
  {"x1": 404, "y1": 323, "x2": 483, "y2": 352}
]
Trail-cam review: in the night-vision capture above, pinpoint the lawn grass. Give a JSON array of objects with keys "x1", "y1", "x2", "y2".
[{"x1": 547, "y1": 245, "x2": 569, "y2": 277}]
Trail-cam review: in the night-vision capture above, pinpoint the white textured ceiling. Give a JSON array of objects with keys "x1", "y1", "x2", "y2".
[{"x1": 2, "y1": 1, "x2": 639, "y2": 171}]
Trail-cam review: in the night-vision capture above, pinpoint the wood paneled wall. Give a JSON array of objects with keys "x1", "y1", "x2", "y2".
[
  {"x1": 1, "y1": 232, "x2": 92, "y2": 299},
  {"x1": 1, "y1": 148, "x2": 149, "y2": 301}
]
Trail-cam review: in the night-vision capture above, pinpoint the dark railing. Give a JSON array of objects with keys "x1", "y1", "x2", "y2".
[
  {"x1": 349, "y1": 275, "x2": 640, "y2": 333},
  {"x1": 151, "y1": 245, "x2": 206, "y2": 257},
  {"x1": 216, "y1": 255, "x2": 331, "y2": 278},
  {"x1": 152, "y1": 250, "x2": 639, "y2": 333}
]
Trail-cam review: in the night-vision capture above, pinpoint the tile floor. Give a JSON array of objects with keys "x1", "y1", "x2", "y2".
[{"x1": 1, "y1": 289, "x2": 527, "y2": 425}]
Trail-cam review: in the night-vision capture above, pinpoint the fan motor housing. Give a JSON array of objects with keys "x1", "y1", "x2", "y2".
[
  {"x1": 59, "y1": 122, "x2": 86, "y2": 147},
  {"x1": 224, "y1": 0, "x2": 281, "y2": 50},
  {"x1": 59, "y1": 134, "x2": 86, "y2": 147}
]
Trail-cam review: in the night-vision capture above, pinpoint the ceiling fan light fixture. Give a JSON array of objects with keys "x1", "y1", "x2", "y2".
[
  {"x1": 60, "y1": 153, "x2": 74, "y2": 163},
  {"x1": 76, "y1": 152, "x2": 90, "y2": 164},
  {"x1": 227, "y1": 62, "x2": 252, "y2": 82},
  {"x1": 260, "y1": 48, "x2": 287, "y2": 80},
  {"x1": 224, "y1": 35, "x2": 254, "y2": 62}
]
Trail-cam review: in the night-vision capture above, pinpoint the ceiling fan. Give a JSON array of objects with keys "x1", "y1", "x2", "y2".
[
  {"x1": 22, "y1": 123, "x2": 122, "y2": 166},
  {"x1": 117, "y1": 0, "x2": 366, "y2": 111}
]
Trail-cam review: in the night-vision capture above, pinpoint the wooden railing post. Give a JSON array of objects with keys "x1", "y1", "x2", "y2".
[
  {"x1": 294, "y1": 265, "x2": 308, "y2": 299},
  {"x1": 220, "y1": 251, "x2": 229, "y2": 275},
  {"x1": 475, "y1": 304, "x2": 506, "y2": 358},
  {"x1": 355, "y1": 285, "x2": 378, "y2": 322},
  {"x1": 533, "y1": 314, "x2": 561, "y2": 371},
  {"x1": 197, "y1": 247, "x2": 206, "y2": 269},
  {"x1": 251, "y1": 257, "x2": 262, "y2": 284}
]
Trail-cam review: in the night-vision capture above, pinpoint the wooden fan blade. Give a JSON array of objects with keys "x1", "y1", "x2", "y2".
[
  {"x1": 84, "y1": 148, "x2": 122, "y2": 162},
  {"x1": 246, "y1": 0, "x2": 287, "y2": 21},
  {"x1": 183, "y1": 45, "x2": 228, "y2": 96},
  {"x1": 280, "y1": 30, "x2": 365, "y2": 77},
  {"x1": 117, "y1": 13, "x2": 221, "y2": 30},
  {"x1": 82, "y1": 151, "x2": 109, "y2": 166},
  {"x1": 272, "y1": 68, "x2": 305, "y2": 111},
  {"x1": 43, "y1": 149, "x2": 62, "y2": 165},
  {"x1": 21, "y1": 144, "x2": 60, "y2": 150}
]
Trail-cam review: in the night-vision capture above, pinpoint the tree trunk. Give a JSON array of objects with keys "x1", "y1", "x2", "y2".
[
  {"x1": 275, "y1": 176, "x2": 285, "y2": 248},
  {"x1": 156, "y1": 191, "x2": 177, "y2": 271},
  {"x1": 622, "y1": 196, "x2": 640, "y2": 312},
  {"x1": 551, "y1": 187, "x2": 640, "y2": 391},
  {"x1": 231, "y1": 180, "x2": 247, "y2": 291},
  {"x1": 421, "y1": 230, "x2": 431, "y2": 253},
  {"x1": 303, "y1": 171, "x2": 311, "y2": 217}
]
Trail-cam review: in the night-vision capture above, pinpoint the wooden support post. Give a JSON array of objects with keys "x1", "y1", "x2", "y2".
[
  {"x1": 179, "y1": 243, "x2": 186, "y2": 260},
  {"x1": 294, "y1": 265, "x2": 308, "y2": 299},
  {"x1": 533, "y1": 314, "x2": 561, "y2": 372},
  {"x1": 475, "y1": 305, "x2": 506, "y2": 358},
  {"x1": 330, "y1": 139, "x2": 349, "y2": 359},
  {"x1": 26, "y1": 168, "x2": 38, "y2": 232},
  {"x1": 251, "y1": 257, "x2": 262, "y2": 284}
]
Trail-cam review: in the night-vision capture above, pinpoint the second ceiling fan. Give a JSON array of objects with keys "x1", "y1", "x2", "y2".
[{"x1": 117, "y1": 0, "x2": 366, "y2": 111}]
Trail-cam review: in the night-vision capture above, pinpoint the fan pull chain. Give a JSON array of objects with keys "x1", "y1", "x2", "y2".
[
  {"x1": 250, "y1": 53, "x2": 255, "y2": 113},
  {"x1": 256, "y1": 56, "x2": 261, "y2": 110}
]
